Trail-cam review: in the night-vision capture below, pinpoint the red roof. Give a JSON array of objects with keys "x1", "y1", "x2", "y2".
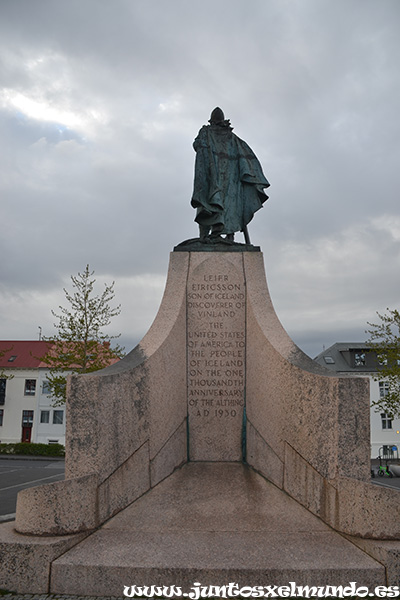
[
  {"x1": 0, "y1": 341, "x2": 54, "y2": 369},
  {"x1": 0, "y1": 340, "x2": 121, "y2": 370}
]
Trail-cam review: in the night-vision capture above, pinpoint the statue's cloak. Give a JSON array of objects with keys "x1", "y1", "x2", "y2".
[{"x1": 191, "y1": 125, "x2": 270, "y2": 234}]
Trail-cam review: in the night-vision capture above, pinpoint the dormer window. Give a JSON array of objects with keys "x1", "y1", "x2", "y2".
[
  {"x1": 354, "y1": 352, "x2": 366, "y2": 367},
  {"x1": 8, "y1": 355, "x2": 17, "y2": 362}
]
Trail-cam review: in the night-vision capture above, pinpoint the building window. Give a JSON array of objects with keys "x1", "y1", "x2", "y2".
[
  {"x1": 22, "y1": 410, "x2": 34, "y2": 425},
  {"x1": 379, "y1": 381, "x2": 390, "y2": 398},
  {"x1": 24, "y1": 379, "x2": 36, "y2": 395},
  {"x1": 8, "y1": 355, "x2": 17, "y2": 362},
  {"x1": 381, "y1": 413, "x2": 393, "y2": 430},
  {"x1": 40, "y1": 410, "x2": 50, "y2": 424},
  {"x1": 0, "y1": 409, "x2": 3, "y2": 426},
  {"x1": 53, "y1": 410, "x2": 64, "y2": 425},
  {"x1": 42, "y1": 380, "x2": 51, "y2": 395},
  {"x1": 354, "y1": 352, "x2": 366, "y2": 367},
  {"x1": 0, "y1": 379, "x2": 6, "y2": 406}
]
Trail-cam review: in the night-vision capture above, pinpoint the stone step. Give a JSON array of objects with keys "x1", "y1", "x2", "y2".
[{"x1": 50, "y1": 463, "x2": 385, "y2": 596}]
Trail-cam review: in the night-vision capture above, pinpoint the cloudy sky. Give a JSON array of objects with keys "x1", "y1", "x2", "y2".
[{"x1": 1, "y1": 0, "x2": 399, "y2": 359}]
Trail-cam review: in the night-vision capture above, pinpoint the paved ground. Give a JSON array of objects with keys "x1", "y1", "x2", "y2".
[
  {"x1": 0, "y1": 458, "x2": 396, "y2": 598},
  {"x1": 0, "y1": 456, "x2": 399, "y2": 523},
  {"x1": 0, "y1": 456, "x2": 65, "y2": 520},
  {"x1": 0, "y1": 591, "x2": 384, "y2": 600},
  {"x1": 0, "y1": 597, "x2": 388, "y2": 600},
  {"x1": 370, "y1": 458, "x2": 400, "y2": 489},
  {"x1": 372, "y1": 475, "x2": 400, "y2": 489},
  {"x1": 0, "y1": 596, "x2": 125, "y2": 600}
]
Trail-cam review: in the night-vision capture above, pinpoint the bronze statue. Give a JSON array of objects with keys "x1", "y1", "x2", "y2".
[{"x1": 191, "y1": 108, "x2": 270, "y2": 244}]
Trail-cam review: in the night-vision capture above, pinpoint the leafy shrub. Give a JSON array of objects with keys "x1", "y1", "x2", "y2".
[{"x1": 0, "y1": 442, "x2": 65, "y2": 457}]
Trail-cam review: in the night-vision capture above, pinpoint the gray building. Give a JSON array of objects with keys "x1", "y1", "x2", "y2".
[{"x1": 314, "y1": 342, "x2": 400, "y2": 458}]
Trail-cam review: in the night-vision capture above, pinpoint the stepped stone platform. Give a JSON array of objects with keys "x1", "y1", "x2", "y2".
[{"x1": 51, "y1": 463, "x2": 385, "y2": 595}]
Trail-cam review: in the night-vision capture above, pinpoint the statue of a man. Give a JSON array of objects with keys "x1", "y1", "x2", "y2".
[{"x1": 191, "y1": 108, "x2": 270, "y2": 243}]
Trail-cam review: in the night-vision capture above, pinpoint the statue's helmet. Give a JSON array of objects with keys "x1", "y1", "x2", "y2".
[{"x1": 209, "y1": 107, "x2": 225, "y2": 124}]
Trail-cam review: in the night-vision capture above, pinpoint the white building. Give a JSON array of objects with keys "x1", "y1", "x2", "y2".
[
  {"x1": 314, "y1": 342, "x2": 400, "y2": 458},
  {"x1": 0, "y1": 341, "x2": 66, "y2": 445}
]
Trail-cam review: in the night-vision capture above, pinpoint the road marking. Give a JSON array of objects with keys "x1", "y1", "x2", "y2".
[
  {"x1": 0, "y1": 472, "x2": 64, "y2": 491},
  {"x1": 0, "y1": 469, "x2": 21, "y2": 476},
  {"x1": 0, "y1": 513, "x2": 16, "y2": 522},
  {"x1": 372, "y1": 480, "x2": 400, "y2": 490}
]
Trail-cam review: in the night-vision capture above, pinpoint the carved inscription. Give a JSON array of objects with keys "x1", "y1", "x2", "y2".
[{"x1": 187, "y1": 262, "x2": 246, "y2": 461}]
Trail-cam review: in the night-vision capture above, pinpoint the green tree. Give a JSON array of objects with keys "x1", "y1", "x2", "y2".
[
  {"x1": 366, "y1": 308, "x2": 400, "y2": 419},
  {"x1": 42, "y1": 265, "x2": 125, "y2": 405},
  {"x1": 0, "y1": 346, "x2": 15, "y2": 381}
]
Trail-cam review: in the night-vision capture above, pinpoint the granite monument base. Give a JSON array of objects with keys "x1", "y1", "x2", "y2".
[
  {"x1": 50, "y1": 463, "x2": 385, "y2": 595},
  {"x1": 1, "y1": 250, "x2": 400, "y2": 594}
]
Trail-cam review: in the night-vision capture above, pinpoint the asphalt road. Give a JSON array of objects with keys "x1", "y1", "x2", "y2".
[
  {"x1": 0, "y1": 456, "x2": 65, "y2": 519},
  {"x1": 370, "y1": 458, "x2": 400, "y2": 490},
  {"x1": 372, "y1": 476, "x2": 400, "y2": 490}
]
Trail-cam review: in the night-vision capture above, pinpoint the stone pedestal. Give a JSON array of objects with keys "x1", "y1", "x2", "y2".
[{"x1": 2, "y1": 249, "x2": 400, "y2": 595}]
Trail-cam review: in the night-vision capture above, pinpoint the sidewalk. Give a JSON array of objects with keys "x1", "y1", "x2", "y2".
[{"x1": 0, "y1": 594, "x2": 123, "y2": 600}]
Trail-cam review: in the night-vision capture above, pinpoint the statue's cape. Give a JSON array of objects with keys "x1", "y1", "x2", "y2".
[{"x1": 191, "y1": 125, "x2": 270, "y2": 233}]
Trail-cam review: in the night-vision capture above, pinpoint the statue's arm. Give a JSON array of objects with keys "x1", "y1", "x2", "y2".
[{"x1": 193, "y1": 126, "x2": 209, "y2": 152}]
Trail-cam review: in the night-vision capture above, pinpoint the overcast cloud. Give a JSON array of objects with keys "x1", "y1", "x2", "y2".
[{"x1": 1, "y1": 0, "x2": 399, "y2": 358}]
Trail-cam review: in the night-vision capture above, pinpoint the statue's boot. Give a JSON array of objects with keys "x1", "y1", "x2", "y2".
[
  {"x1": 210, "y1": 224, "x2": 224, "y2": 239},
  {"x1": 199, "y1": 225, "x2": 210, "y2": 240}
]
